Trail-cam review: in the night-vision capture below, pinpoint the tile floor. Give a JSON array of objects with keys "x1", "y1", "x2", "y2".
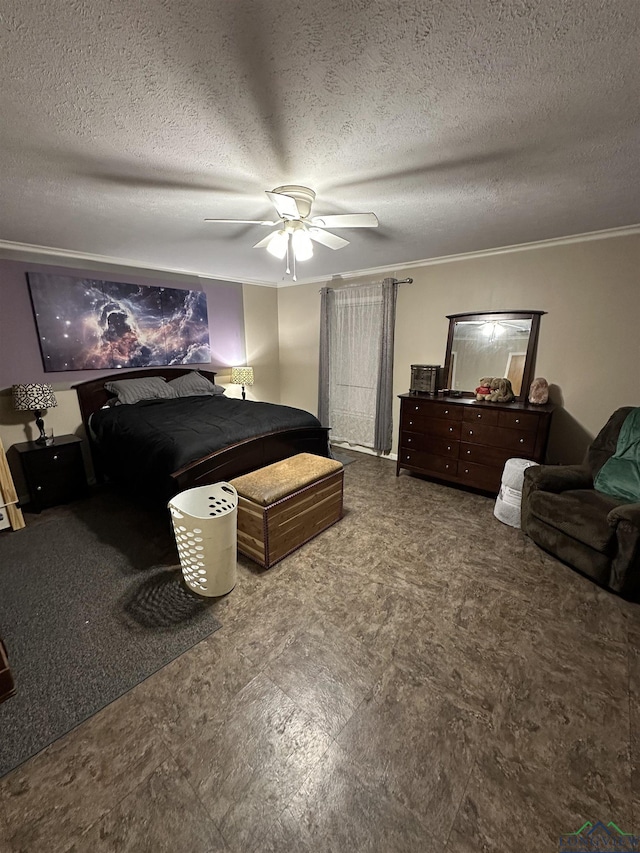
[{"x1": 1, "y1": 451, "x2": 639, "y2": 852}]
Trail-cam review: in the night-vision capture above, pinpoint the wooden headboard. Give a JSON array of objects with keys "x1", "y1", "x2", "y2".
[{"x1": 73, "y1": 367, "x2": 218, "y2": 433}]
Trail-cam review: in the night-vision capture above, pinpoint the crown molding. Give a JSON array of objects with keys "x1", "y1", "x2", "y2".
[
  {"x1": 0, "y1": 239, "x2": 276, "y2": 287},
  {"x1": 280, "y1": 223, "x2": 640, "y2": 287},
  {"x1": 1, "y1": 223, "x2": 638, "y2": 289}
]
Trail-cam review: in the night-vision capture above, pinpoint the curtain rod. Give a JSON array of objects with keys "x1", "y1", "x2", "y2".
[{"x1": 320, "y1": 277, "x2": 413, "y2": 292}]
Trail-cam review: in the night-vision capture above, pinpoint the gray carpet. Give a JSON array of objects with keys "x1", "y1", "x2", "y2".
[{"x1": 0, "y1": 489, "x2": 221, "y2": 778}]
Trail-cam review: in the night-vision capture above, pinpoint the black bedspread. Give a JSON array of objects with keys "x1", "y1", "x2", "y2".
[{"x1": 90, "y1": 395, "x2": 323, "y2": 492}]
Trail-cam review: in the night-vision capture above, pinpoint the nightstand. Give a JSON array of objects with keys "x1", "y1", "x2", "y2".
[{"x1": 12, "y1": 435, "x2": 88, "y2": 512}]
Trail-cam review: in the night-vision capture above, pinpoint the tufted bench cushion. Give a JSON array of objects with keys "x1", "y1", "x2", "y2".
[{"x1": 230, "y1": 453, "x2": 344, "y2": 568}]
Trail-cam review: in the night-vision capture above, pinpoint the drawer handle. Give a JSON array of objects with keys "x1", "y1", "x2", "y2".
[
  {"x1": 467, "y1": 450, "x2": 471, "y2": 455},
  {"x1": 444, "y1": 409, "x2": 449, "y2": 414},
  {"x1": 464, "y1": 468, "x2": 469, "y2": 474},
  {"x1": 409, "y1": 420, "x2": 413, "y2": 426},
  {"x1": 468, "y1": 430, "x2": 473, "y2": 436},
  {"x1": 477, "y1": 414, "x2": 482, "y2": 419},
  {"x1": 36, "y1": 485, "x2": 42, "y2": 491},
  {"x1": 519, "y1": 438, "x2": 524, "y2": 443},
  {"x1": 449, "y1": 427, "x2": 454, "y2": 432},
  {"x1": 53, "y1": 455, "x2": 58, "y2": 460},
  {"x1": 415, "y1": 406, "x2": 419, "y2": 411},
  {"x1": 407, "y1": 438, "x2": 412, "y2": 443},
  {"x1": 515, "y1": 418, "x2": 520, "y2": 424},
  {"x1": 445, "y1": 464, "x2": 450, "y2": 469},
  {"x1": 447, "y1": 445, "x2": 451, "y2": 451},
  {"x1": 406, "y1": 454, "x2": 411, "y2": 460}
]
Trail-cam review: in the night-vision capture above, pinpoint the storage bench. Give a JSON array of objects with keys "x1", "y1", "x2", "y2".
[{"x1": 230, "y1": 453, "x2": 344, "y2": 568}]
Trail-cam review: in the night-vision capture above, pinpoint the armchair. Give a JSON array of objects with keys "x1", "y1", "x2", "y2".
[{"x1": 521, "y1": 407, "x2": 640, "y2": 598}]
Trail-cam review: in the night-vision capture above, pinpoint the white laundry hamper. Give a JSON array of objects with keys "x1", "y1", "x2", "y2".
[
  {"x1": 168, "y1": 483, "x2": 238, "y2": 597},
  {"x1": 494, "y1": 458, "x2": 539, "y2": 528}
]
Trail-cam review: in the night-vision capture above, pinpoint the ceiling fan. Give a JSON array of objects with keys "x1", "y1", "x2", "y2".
[{"x1": 204, "y1": 185, "x2": 379, "y2": 279}]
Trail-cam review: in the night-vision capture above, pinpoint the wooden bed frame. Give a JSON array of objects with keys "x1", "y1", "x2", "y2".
[{"x1": 74, "y1": 368, "x2": 331, "y2": 494}]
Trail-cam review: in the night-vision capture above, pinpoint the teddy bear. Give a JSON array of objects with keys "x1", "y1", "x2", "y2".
[
  {"x1": 528, "y1": 377, "x2": 549, "y2": 405},
  {"x1": 487, "y1": 377, "x2": 515, "y2": 403},
  {"x1": 475, "y1": 378, "x2": 493, "y2": 401}
]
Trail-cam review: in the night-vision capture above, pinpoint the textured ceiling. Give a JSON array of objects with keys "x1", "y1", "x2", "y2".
[{"x1": 1, "y1": 0, "x2": 639, "y2": 284}]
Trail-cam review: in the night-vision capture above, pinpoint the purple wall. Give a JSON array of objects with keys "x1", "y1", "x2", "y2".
[{"x1": 0, "y1": 260, "x2": 246, "y2": 389}]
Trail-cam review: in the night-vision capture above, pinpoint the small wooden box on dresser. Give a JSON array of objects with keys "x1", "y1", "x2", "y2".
[
  {"x1": 397, "y1": 394, "x2": 554, "y2": 494},
  {"x1": 12, "y1": 435, "x2": 88, "y2": 512}
]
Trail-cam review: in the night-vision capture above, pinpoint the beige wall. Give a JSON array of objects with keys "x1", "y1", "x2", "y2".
[
  {"x1": 277, "y1": 232, "x2": 640, "y2": 464},
  {"x1": 242, "y1": 283, "x2": 280, "y2": 404}
]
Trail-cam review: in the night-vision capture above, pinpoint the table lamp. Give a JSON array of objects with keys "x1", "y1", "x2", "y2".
[
  {"x1": 230, "y1": 366, "x2": 254, "y2": 400},
  {"x1": 13, "y1": 383, "x2": 58, "y2": 444}
]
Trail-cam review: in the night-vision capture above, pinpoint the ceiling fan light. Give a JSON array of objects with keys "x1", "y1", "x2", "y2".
[
  {"x1": 291, "y1": 229, "x2": 313, "y2": 261},
  {"x1": 266, "y1": 230, "x2": 288, "y2": 259}
]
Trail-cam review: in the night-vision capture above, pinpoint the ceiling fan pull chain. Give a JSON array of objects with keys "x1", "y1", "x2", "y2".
[
  {"x1": 285, "y1": 233, "x2": 291, "y2": 275},
  {"x1": 292, "y1": 244, "x2": 297, "y2": 281}
]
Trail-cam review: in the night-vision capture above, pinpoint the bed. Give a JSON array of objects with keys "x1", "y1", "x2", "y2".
[{"x1": 74, "y1": 368, "x2": 330, "y2": 499}]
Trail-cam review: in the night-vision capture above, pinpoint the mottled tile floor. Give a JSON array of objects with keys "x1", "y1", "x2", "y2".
[{"x1": 1, "y1": 451, "x2": 639, "y2": 852}]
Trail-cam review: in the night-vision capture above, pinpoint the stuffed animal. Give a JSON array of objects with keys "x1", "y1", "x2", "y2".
[
  {"x1": 528, "y1": 377, "x2": 549, "y2": 405},
  {"x1": 487, "y1": 377, "x2": 515, "y2": 403},
  {"x1": 475, "y1": 378, "x2": 493, "y2": 401}
]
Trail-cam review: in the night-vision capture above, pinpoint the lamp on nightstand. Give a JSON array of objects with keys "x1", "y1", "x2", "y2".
[
  {"x1": 230, "y1": 366, "x2": 254, "y2": 401},
  {"x1": 13, "y1": 383, "x2": 58, "y2": 444}
]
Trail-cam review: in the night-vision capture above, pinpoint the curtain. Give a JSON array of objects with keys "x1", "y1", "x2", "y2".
[{"x1": 318, "y1": 277, "x2": 397, "y2": 454}]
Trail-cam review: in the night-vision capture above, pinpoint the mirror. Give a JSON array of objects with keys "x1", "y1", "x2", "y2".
[{"x1": 443, "y1": 310, "x2": 544, "y2": 400}]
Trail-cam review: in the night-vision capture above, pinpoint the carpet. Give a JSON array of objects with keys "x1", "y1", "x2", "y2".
[{"x1": 0, "y1": 489, "x2": 222, "y2": 778}]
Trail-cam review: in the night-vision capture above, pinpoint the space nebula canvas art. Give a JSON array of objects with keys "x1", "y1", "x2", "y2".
[{"x1": 27, "y1": 273, "x2": 210, "y2": 372}]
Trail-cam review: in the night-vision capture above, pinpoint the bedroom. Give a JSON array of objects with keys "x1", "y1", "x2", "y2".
[{"x1": 1, "y1": 1, "x2": 640, "y2": 851}]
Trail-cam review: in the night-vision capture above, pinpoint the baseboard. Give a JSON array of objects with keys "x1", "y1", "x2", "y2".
[{"x1": 331, "y1": 441, "x2": 397, "y2": 461}]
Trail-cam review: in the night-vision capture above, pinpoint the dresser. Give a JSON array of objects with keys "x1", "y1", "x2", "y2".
[{"x1": 396, "y1": 394, "x2": 554, "y2": 494}]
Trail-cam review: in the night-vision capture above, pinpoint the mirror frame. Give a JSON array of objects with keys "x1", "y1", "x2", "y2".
[{"x1": 443, "y1": 310, "x2": 545, "y2": 401}]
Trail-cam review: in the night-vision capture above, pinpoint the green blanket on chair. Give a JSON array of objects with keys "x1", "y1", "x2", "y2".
[{"x1": 594, "y1": 407, "x2": 640, "y2": 503}]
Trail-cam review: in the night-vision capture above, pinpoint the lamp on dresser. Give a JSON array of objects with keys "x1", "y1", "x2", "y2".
[
  {"x1": 230, "y1": 366, "x2": 254, "y2": 400},
  {"x1": 12, "y1": 383, "x2": 58, "y2": 444}
]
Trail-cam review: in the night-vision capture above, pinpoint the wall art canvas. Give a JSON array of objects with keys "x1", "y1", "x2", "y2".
[{"x1": 26, "y1": 273, "x2": 210, "y2": 372}]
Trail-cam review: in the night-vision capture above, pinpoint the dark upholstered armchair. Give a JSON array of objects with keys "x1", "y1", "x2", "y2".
[{"x1": 522, "y1": 407, "x2": 640, "y2": 598}]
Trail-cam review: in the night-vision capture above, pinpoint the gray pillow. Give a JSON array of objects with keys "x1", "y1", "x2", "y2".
[
  {"x1": 167, "y1": 371, "x2": 225, "y2": 397},
  {"x1": 104, "y1": 376, "x2": 175, "y2": 405}
]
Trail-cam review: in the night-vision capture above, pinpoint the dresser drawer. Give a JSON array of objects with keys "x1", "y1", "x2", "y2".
[
  {"x1": 400, "y1": 431, "x2": 459, "y2": 457},
  {"x1": 497, "y1": 410, "x2": 540, "y2": 431},
  {"x1": 457, "y1": 460, "x2": 503, "y2": 492},
  {"x1": 458, "y1": 442, "x2": 514, "y2": 469},
  {"x1": 460, "y1": 423, "x2": 536, "y2": 455},
  {"x1": 462, "y1": 407, "x2": 500, "y2": 427},
  {"x1": 398, "y1": 448, "x2": 458, "y2": 477},
  {"x1": 403, "y1": 400, "x2": 463, "y2": 422},
  {"x1": 402, "y1": 416, "x2": 462, "y2": 440}
]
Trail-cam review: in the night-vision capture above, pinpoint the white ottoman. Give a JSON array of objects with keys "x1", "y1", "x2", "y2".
[{"x1": 494, "y1": 458, "x2": 539, "y2": 528}]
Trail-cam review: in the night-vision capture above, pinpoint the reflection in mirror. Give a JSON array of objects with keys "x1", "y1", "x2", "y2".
[{"x1": 443, "y1": 311, "x2": 544, "y2": 400}]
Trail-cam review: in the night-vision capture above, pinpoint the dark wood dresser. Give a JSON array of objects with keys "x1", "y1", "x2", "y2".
[{"x1": 397, "y1": 394, "x2": 554, "y2": 494}]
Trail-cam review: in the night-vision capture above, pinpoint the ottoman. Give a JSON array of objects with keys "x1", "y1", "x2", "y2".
[{"x1": 230, "y1": 453, "x2": 344, "y2": 568}]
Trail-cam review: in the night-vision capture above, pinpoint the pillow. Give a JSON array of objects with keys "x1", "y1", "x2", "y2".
[
  {"x1": 104, "y1": 376, "x2": 175, "y2": 405},
  {"x1": 167, "y1": 371, "x2": 225, "y2": 398}
]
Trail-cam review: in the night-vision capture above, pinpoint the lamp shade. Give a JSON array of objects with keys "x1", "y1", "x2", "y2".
[
  {"x1": 230, "y1": 366, "x2": 254, "y2": 387},
  {"x1": 13, "y1": 383, "x2": 58, "y2": 411}
]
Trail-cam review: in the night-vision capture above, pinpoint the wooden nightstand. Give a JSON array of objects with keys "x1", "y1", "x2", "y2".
[{"x1": 12, "y1": 435, "x2": 88, "y2": 512}]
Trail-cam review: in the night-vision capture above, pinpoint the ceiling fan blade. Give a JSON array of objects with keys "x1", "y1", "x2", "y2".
[
  {"x1": 252, "y1": 232, "x2": 278, "y2": 249},
  {"x1": 307, "y1": 228, "x2": 349, "y2": 250},
  {"x1": 310, "y1": 213, "x2": 379, "y2": 228},
  {"x1": 204, "y1": 218, "x2": 276, "y2": 225},
  {"x1": 266, "y1": 191, "x2": 301, "y2": 219}
]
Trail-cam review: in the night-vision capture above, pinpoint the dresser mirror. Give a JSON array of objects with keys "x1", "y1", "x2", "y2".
[{"x1": 443, "y1": 310, "x2": 544, "y2": 400}]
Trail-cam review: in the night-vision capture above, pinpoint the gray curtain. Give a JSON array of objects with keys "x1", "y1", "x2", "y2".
[
  {"x1": 317, "y1": 286, "x2": 331, "y2": 427},
  {"x1": 374, "y1": 278, "x2": 398, "y2": 454},
  {"x1": 317, "y1": 278, "x2": 397, "y2": 455}
]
